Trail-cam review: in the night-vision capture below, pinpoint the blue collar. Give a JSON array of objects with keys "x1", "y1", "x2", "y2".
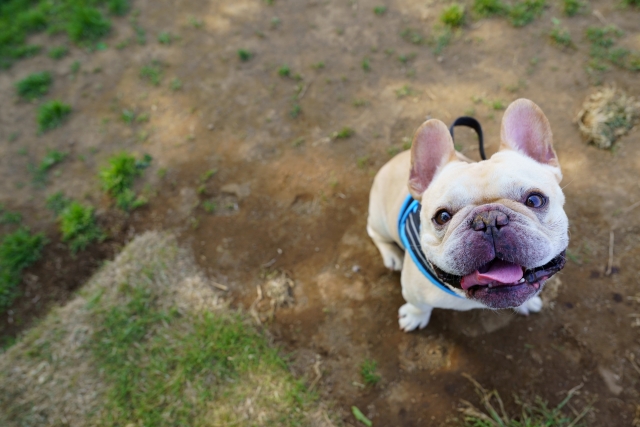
[{"x1": 398, "y1": 195, "x2": 463, "y2": 298}]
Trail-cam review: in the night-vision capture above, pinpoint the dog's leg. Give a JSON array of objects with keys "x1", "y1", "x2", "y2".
[
  {"x1": 398, "y1": 302, "x2": 433, "y2": 331},
  {"x1": 367, "y1": 225, "x2": 404, "y2": 271},
  {"x1": 514, "y1": 296, "x2": 543, "y2": 316}
]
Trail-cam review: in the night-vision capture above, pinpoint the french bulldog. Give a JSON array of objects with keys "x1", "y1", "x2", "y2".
[{"x1": 367, "y1": 99, "x2": 568, "y2": 331}]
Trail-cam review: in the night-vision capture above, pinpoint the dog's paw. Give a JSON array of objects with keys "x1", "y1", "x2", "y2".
[
  {"x1": 515, "y1": 296, "x2": 543, "y2": 316},
  {"x1": 382, "y1": 249, "x2": 404, "y2": 271},
  {"x1": 398, "y1": 303, "x2": 432, "y2": 332}
]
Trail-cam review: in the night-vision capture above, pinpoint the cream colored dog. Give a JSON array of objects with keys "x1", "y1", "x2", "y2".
[{"x1": 367, "y1": 99, "x2": 569, "y2": 331}]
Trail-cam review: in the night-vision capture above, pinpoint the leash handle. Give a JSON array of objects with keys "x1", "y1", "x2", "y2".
[{"x1": 449, "y1": 116, "x2": 486, "y2": 161}]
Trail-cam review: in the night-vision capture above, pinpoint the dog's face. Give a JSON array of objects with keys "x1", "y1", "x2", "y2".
[{"x1": 408, "y1": 99, "x2": 568, "y2": 309}]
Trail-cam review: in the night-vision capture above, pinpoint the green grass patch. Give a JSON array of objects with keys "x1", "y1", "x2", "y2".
[
  {"x1": 169, "y1": 77, "x2": 182, "y2": 90},
  {"x1": 237, "y1": 48, "x2": 252, "y2": 61},
  {"x1": 99, "y1": 152, "x2": 152, "y2": 211},
  {"x1": 361, "y1": 57, "x2": 371, "y2": 72},
  {"x1": 48, "y1": 45, "x2": 69, "y2": 59},
  {"x1": 67, "y1": 6, "x2": 111, "y2": 43},
  {"x1": 30, "y1": 149, "x2": 67, "y2": 185},
  {"x1": 37, "y1": 100, "x2": 72, "y2": 133},
  {"x1": 460, "y1": 374, "x2": 591, "y2": 427},
  {"x1": 549, "y1": 18, "x2": 573, "y2": 47},
  {"x1": 107, "y1": 0, "x2": 130, "y2": 16},
  {"x1": 15, "y1": 71, "x2": 52, "y2": 101},
  {"x1": 46, "y1": 191, "x2": 71, "y2": 215},
  {"x1": 508, "y1": 0, "x2": 546, "y2": 27},
  {"x1": 563, "y1": 0, "x2": 585, "y2": 16},
  {"x1": 278, "y1": 64, "x2": 291, "y2": 77},
  {"x1": 400, "y1": 28, "x2": 425, "y2": 45},
  {"x1": 290, "y1": 103, "x2": 301, "y2": 118},
  {"x1": 140, "y1": 61, "x2": 163, "y2": 86},
  {"x1": 585, "y1": 25, "x2": 639, "y2": 72},
  {"x1": 0, "y1": 206, "x2": 22, "y2": 225},
  {"x1": 333, "y1": 127, "x2": 355, "y2": 139},
  {"x1": 0, "y1": 228, "x2": 47, "y2": 313},
  {"x1": 373, "y1": 6, "x2": 387, "y2": 15},
  {"x1": 441, "y1": 4, "x2": 465, "y2": 27},
  {"x1": 472, "y1": 0, "x2": 508, "y2": 16},
  {"x1": 360, "y1": 359, "x2": 381, "y2": 385},
  {"x1": 157, "y1": 31, "x2": 174, "y2": 44},
  {"x1": 58, "y1": 201, "x2": 104, "y2": 253}
]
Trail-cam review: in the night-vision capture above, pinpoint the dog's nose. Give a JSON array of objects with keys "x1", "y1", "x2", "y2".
[{"x1": 471, "y1": 210, "x2": 509, "y2": 232}]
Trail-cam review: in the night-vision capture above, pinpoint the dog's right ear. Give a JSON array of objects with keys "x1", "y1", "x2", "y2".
[{"x1": 409, "y1": 119, "x2": 457, "y2": 200}]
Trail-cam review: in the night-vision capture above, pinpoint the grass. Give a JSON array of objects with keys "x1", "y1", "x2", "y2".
[
  {"x1": 46, "y1": 191, "x2": 71, "y2": 215},
  {"x1": 509, "y1": 0, "x2": 546, "y2": 27},
  {"x1": 563, "y1": 0, "x2": 584, "y2": 16},
  {"x1": 48, "y1": 45, "x2": 69, "y2": 59},
  {"x1": 15, "y1": 71, "x2": 52, "y2": 100},
  {"x1": 290, "y1": 103, "x2": 301, "y2": 118},
  {"x1": 30, "y1": 149, "x2": 67, "y2": 185},
  {"x1": 121, "y1": 108, "x2": 135, "y2": 124},
  {"x1": 360, "y1": 359, "x2": 381, "y2": 385},
  {"x1": 550, "y1": 18, "x2": 572, "y2": 47},
  {"x1": 0, "y1": 228, "x2": 47, "y2": 313},
  {"x1": 585, "y1": 25, "x2": 639, "y2": 72},
  {"x1": 237, "y1": 48, "x2": 252, "y2": 61},
  {"x1": 441, "y1": 4, "x2": 465, "y2": 27},
  {"x1": 170, "y1": 77, "x2": 182, "y2": 90},
  {"x1": 473, "y1": 0, "x2": 508, "y2": 16},
  {"x1": 99, "y1": 152, "x2": 152, "y2": 211},
  {"x1": 373, "y1": 6, "x2": 387, "y2": 15},
  {"x1": 58, "y1": 201, "x2": 103, "y2": 253},
  {"x1": 460, "y1": 374, "x2": 591, "y2": 427},
  {"x1": 157, "y1": 31, "x2": 173, "y2": 44},
  {"x1": 278, "y1": 64, "x2": 291, "y2": 77},
  {"x1": 361, "y1": 57, "x2": 371, "y2": 72},
  {"x1": 0, "y1": 233, "x2": 328, "y2": 426},
  {"x1": 400, "y1": 28, "x2": 425, "y2": 45},
  {"x1": 37, "y1": 100, "x2": 72, "y2": 133},
  {"x1": 202, "y1": 200, "x2": 216, "y2": 213},
  {"x1": 396, "y1": 84, "x2": 416, "y2": 98},
  {"x1": 0, "y1": 0, "x2": 129, "y2": 68},
  {"x1": 333, "y1": 127, "x2": 355, "y2": 139},
  {"x1": 140, "y1": 61, "x2": 163, "y2": 86}
]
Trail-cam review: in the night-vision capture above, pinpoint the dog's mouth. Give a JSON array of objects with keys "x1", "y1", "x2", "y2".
[{"x1": 431, "y1": 251, "x2": 566, "y2": 308}]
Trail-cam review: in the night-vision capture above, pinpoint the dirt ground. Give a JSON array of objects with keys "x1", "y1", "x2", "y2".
[{"x1": 1, "y1": 0, "x2": 640, "y2": 425}]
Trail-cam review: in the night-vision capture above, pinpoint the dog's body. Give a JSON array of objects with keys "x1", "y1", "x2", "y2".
[{"x1": 367, "y1": 99, "x2": 569, "y2": 331}]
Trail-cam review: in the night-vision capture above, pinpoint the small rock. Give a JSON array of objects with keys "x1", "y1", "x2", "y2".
[
  {"x1": 437, "y1": 56, "x2": 444, "y2": 63},
  {"x1": 352, "y1": 265, "x2": 361, "y2": 273},
  {"x1": 207, "y1": 123, "x2": 215, "y2": 130},
  {"x1": 598, "y1": 365, "x2": 623, "y2": 396}
]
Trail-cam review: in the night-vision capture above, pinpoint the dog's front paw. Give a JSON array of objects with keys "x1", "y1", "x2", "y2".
[
  {"x1": 515, "y1": 296, "x2": 543, "y2": 316},
  {"x1": 398, "y1": 303, "x2": 432, "y2": 332}
]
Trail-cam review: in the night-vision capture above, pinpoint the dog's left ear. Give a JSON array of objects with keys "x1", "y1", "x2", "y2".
[
  {"x1": 500, "y1": 99, "x2": 561, "y2": 179},
  {"x1": 409, "y1": 119, "x2": 458, "y2": 200}
]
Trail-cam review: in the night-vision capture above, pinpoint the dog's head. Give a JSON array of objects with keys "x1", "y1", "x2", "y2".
[{"x1": 409, "y1": 99, "x2": 568, "y2": 309}]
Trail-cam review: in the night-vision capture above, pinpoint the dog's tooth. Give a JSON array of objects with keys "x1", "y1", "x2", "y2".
[{"x1": 518, "y1": 278, "x2": 525, "y2": 284}]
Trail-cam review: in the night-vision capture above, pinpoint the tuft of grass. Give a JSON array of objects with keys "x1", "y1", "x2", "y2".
[
  {"x1": 290, "y1": 103, "x2": 301, "y2": 118},
  {"x1": 360, "y1": 359, "x2": 381, "y2": 385},
  {"x1": 460, "y1": 374, "x2": 592, "y2": 427},
  {"x1": 508, "y1": 0, "x2": 546, "y2": 27},
  {"x1": 108, "y1": 0, "x2": 130, "y2": 16},
  {"x1": 0, "y1": 206, "x2": 22, "y2": 225},
  {"x1": 157, "y1": 31, "x2": 173, "y2": 44},
  {"x1": 140, "y1": 61, "x2": 163, "y2": 86},
  {"x1": 278, "y1": 64, "x2": 291, "y2": 77},
  {"x1": 237, "y1": 48, "x2": 252, "y2": 61},
  {"x1": 430, "y1": 26, "x2": 453, "y2": 54},
  {"x1": 37, "y1": 100, "x2": 72, "y2": 133},
  {"x1": 361, "y1": 57, "x2": 371, "y2": 72},
  {"x1": 400, "y1": 28, "x2": 425, "y2": 45},
  {"x1": 99, "y1": 152, "x2": 152, "y2": 211},
  {"x1": 202, "y1": 200, "x2": 217, "y2": 213},
  {"x1": 441, "y1": 4, "x2": 465, "y2": 27},
  {"x1": 59, "y1": 201, "x2": 103, "y2": 253},
  {"x1": 48, "y1": 46, "x2": 69, "y2": 59},
  {"x1": 395, "y1": 84, "x2": 415, "y2": 98},
  {"x1": 67, "y1": 7, "x2": 112, "y2": 44},
  {"x1": 31, "y1": 149, "x2": 67, "y2": 184},
  {"x1": 563, "y1": 0, "x2": 584, "y2": 16},
  {"x1": 170, "y1": 77, "x2": 182, "y2": 90},
  {"x1": 373, "y1": 6, "x2": 387, "y2": 15},
  {"x1": 46, "y1": 191, "x2": 71, "y2": 215},
  {"x1": 15, "y1": 71, "x2": 52, "y2": 100},
  {"x1": 549, "y1": 18, "x2": 573, "y2": 47},
  {"x1": 473, "y1": 0, "x2": 508, "y2": 16},
  {"x1": 623, "y1": 0, "x2": 640, "y2": 5},
  {"x1": 333, "y1": 127, "x2": 355, "y2": 139},
  {"x1": 121, "y1": 109, "x2": 135, "y2": 124},
  {"x1": 0, "y1": 228, "x2": 47, "y2": 312},
  {"x1": 311, "y1": 61, "x2": 325, "y2": 69}
]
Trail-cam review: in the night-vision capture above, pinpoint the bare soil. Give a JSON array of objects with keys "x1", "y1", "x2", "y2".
[{"x1": 1, "y1": 0, "x2": 640, "y2": 425}]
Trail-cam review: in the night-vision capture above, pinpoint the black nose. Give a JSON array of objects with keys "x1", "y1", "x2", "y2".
[{"x1": 471, "y1": 210, "x2": 509, "y2": 232}]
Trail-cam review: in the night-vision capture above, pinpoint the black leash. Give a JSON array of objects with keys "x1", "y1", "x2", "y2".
[{"x1": 449, "y1": 116, "x2": 486, "y2": 160}]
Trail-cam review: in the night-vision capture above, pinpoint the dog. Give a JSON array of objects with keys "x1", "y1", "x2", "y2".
[{"x1": 367, "y1": 99, "x2": 568, "y2": 331}]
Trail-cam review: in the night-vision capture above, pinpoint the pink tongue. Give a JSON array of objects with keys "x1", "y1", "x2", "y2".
[{"x1": 461, "y1": 260, "x2": 524, "y2": 290}]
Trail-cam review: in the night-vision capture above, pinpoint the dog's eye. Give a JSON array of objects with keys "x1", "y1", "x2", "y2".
[
  {"x1": 434, "y1": 210, "x2": 452, "y2": 225},
  {"x1": 525, "y1": 193, "x2": 547, "y2": 208}
]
